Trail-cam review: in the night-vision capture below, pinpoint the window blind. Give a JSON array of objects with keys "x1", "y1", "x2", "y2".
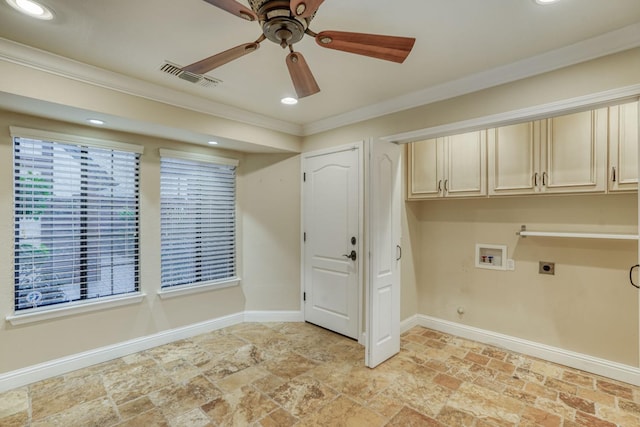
[
  {"x1": 13, "y1": 136, "x2": 140, "y2": 311},
  {"x1": 160, "y1": 153, "x2": 237, "y2": 289}
]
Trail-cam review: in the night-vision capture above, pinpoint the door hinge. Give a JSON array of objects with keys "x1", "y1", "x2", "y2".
[{"x1": 303, "y1": 292, "x2": 306, "y2": 301}]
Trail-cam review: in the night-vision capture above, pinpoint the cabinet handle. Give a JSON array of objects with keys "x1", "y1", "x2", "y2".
[
  {"x1": 437, "y1": 179, "x2": 442, "y2": 192},
  {"x1": 534, "y1": 172, "x2": 539, "y2": 187},
  {"x1": 542, "y1": 172, "x2": 547, "y2": 186},
  {"x1": 444, "y1": 179, "x2": 449, "y2": 193},
  {"x1": 612, "y1": 166, "x2": 617, "y2": 182}
]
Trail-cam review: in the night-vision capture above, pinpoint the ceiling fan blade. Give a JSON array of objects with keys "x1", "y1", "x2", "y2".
[
  {"x1": 286, "y1": 51, "x2": 320, "y2": 99},
  {"x1": 314, "y1": 31, "x2": 416, "y2": 63},
  {"x1": 202, "y1": 0, "x2": 257, "y2": 21},
  {"x1": 290, "y1": 0, "x2": 324, "y2": 18},
  {"x1": 183, "y1": 42, "x2": 260, "y2": 74}
]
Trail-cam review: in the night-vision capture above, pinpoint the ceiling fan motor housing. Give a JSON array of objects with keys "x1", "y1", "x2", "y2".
[{"x1": 250, "y1": 0, "x2": 311, "y2": 46}]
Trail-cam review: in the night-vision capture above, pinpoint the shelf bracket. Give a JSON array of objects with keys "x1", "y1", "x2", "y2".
[{"x1": 517, "y1": 225, "x2": 527, "y2": 237}]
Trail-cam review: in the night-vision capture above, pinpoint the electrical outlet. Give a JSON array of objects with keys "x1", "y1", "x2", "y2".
[
  {"x1": 539, "y1": 261, "x2": 555, "y2": 275},
  {"x1": 507, "y1": 259, "x2": 515, "y2": 271}
]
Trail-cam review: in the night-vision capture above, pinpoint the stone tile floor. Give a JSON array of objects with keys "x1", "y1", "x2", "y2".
[{"x1": 1, "y1": 322, "x2": 640, "y2": 426}]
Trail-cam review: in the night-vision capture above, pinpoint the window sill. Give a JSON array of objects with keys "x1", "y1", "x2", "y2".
[
  {"x1": 5, "y1": 293, "x2": 146, "y2": 326},
  {"x1": 157, "y1": 277, "x2": 241, "y2": 299}
]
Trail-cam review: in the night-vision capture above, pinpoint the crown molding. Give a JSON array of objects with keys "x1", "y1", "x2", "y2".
[
  {"x1": 303, "y1": 22, "x2": 640, "y2": 136},
  {"x1": 0, "y1": 37, "x2": 304, "y2": 136}
]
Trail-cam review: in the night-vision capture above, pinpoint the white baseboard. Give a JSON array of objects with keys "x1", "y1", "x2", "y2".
[
  {"x1": 402, "y1": 314, "x2": 640, "y2": 386},
  {"x1": 4, "y1": 311, "x2": 638, "y2": 393},
  {"x1": 0, "y1": 310, "x2": 306, "y2": 393},
  {"x1": 0, "y1": 312, "x2": 244, "y2": 393},
  {"x1": 243, "y1": 310, "x2": 304, "y2": 323},
  {"x1": 400, "y1": 314, "x2": 421, "y2": 333}
]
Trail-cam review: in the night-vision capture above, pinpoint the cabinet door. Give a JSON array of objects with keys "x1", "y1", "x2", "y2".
[
  {"x1": 444, "y1": 130, "x2": 487, "y2": 197},
  {"x1": 608, "y1": 101, "x2": 638, "y2": 192},
  {"x1": 407, "y1": 138, "x2": 443, "y2": 199},
  {"x1": 488, "y1": 122, "x2": 538, "y2": 196},
  {"x1": 541, "y1": 108, "x2": 607, "y2": 194}
]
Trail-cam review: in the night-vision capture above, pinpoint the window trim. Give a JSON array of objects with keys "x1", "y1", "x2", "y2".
[
  {"x1": 157, "y1": 277, "x2": 240, "y2": 299},
  {"x1": 5, "y1": 292, "x2": 146, "y2": 326},
  {"x1": 10, "y1": 127, "x2": 144, "y2": 154},
  {"x1": 158, "y1": 149, "x2": 239, "y2": 167}
]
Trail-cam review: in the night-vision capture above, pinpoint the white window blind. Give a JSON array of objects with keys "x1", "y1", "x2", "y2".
[
  {"x1": 13, "y1": 134, "x2": 140, "y2": 312},
  {"x1": 160, "y1": 151, "x2": 238, "y2": 289}
]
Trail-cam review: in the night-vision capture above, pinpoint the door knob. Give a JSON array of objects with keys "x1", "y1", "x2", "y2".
[{"x1": 342, "y1": 250, "x2": 357, "y2": 261}]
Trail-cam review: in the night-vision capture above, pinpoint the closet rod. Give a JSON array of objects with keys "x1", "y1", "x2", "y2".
[{"x1": 516, "y1": 225, "x2": 639, "y2": 240}]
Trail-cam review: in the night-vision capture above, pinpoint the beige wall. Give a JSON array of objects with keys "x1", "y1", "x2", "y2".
[
  {"x1": 413, "y1": 194, "x2": 638, "y2": 366},
  {"x1": 0, "y1": 60, "x2": 302, "y2": 154},
  {"x1": 0, "y1": 110, "x2": 300, "y2": 373},
  {"x1": 239, "y1": 153, "x2": 301, "y2": 311},
  {"x1": 303, "y1": 47, "x2": 640, "y2": 365},
  {"x1": 1, "y1": 46, "x2": 639, "y2": 374},
  {"x1": 303, "y1": 47, "x2": 640, "y2": 153}
]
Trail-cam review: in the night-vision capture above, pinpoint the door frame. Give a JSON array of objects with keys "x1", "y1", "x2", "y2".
[{"x1": 301, "y1": 141, "x2": 365, "y2": 342}]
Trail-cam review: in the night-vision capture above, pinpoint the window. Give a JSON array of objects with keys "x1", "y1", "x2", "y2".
[
  {"x1": 160, "y1": 149, "x2": 238, "y2": 290},
  {"x1": 12, "y1": 127, "x2": 142, "y2": 312}
]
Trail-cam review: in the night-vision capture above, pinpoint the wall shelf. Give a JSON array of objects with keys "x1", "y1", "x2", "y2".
[{"x1": 516, "y1": 225, "x2": 639, "y2": 240}]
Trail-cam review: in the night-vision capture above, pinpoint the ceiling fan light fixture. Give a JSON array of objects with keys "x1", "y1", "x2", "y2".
[
  {"x1": 6, "y1": 0, "x2": 54, "y2": 20},
  {"x1": 197, "y1": 0, "x2": 414, "y2": 98}
]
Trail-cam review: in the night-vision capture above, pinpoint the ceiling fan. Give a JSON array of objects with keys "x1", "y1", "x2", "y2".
[{"x1": 183, "y1": 0, "x2": 416, "y2": 98}]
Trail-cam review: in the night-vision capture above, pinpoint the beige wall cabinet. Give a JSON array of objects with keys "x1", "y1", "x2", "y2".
[
  {"x1": 408, "y1": 131, "x2": 486, "y2": 199},
  {"x1": 608, "y1": 100, "x2": 638, "y2": 192},
  {"x1": 488, "y1": 121, "x2": 538, "y2": 196},
  {"x1": 489, "y1": 108, "x2": 608, "y2": 196}
]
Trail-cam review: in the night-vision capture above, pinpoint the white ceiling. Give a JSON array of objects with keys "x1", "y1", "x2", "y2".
[{"x1": 0, "y1": 0, "x2": 639, "y2": 140}]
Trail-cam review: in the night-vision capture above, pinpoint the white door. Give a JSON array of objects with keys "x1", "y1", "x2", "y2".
[
  {"x1": 366, "y1": 140, "x2": 402, "y2": 367},
  {"x1": 303, "y1": 144, "x2": 362, "y2": 339}
]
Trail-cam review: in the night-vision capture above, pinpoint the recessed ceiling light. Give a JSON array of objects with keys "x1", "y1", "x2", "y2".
[
  {"x1": 534, "y1": 0, "x2": 560, "y2": 4},
  {"x1": 281, "y1": 97, "x2": 298, "y2": 105},
  {"x1": 207, "y1": 141, "x2": 219, "y2": 145},
  {"x1": 6, "y1": 0, "x2": 54, "y2": 20},
  {"x1": 87, "y1": 118, "x2": 105, "y2": 125}
]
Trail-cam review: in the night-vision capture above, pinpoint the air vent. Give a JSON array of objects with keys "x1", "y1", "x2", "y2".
[{"x1": 159, "y1": 61, "x2": 222, "y2": 88}]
